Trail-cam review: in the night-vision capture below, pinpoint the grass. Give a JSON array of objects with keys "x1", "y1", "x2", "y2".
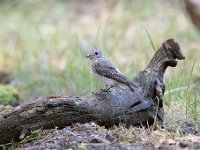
[
  {"x1": 0, "y1": 0, "x2": 199, "y2": 134},
  {"x1": 145, "y1": 28, "x2": 157, "y2": 52},
  {"x1": 185, "y1": 59, "x2": 196, "y2": 122}
]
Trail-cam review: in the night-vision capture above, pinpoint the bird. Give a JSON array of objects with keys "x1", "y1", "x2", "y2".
[{"x1": 86, "y1": 48, "x2": 145, "y2": 102}]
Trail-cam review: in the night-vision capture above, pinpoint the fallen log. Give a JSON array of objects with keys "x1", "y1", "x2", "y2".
[{"x1": 0, "y1": 39, "x2": 185, "y2": 144}]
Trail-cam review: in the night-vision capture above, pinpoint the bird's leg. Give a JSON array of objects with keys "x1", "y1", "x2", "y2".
[{"x1": 100, "y1": 85, "x2": 114, "y2": 92}]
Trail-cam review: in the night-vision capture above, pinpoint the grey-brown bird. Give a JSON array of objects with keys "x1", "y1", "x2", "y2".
[{"x1": 86, "y1": 48, "x2": 145, "y2": 102}]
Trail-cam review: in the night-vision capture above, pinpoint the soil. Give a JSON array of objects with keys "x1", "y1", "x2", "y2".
[{"x1": 13, "y1": 122, "x2": 200, "y2": 150}]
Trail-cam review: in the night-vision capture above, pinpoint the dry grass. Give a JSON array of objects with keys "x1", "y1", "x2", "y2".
[
  {"x1": 10, "y1": 122, "x2": 200, "y2": 149},
  {"x1": 0, "y1": 0, "x2": 199, "y2": 132}
]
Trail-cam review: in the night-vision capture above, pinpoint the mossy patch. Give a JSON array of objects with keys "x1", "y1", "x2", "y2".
[{"x1": 0, "y1": 85, "x2": 20, "y2": 106}]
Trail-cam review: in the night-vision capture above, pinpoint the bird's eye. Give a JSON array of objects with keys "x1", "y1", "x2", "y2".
[{"x1": 95, "y1": 52, "x2": 98, "y2": 55}]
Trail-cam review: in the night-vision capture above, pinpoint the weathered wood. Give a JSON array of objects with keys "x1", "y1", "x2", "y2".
[{"x1": 0, "y1": 39, "x2": 185, "y2": 144}]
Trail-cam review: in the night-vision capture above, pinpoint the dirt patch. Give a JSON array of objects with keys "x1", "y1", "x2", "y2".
[{"x1": 14, "y1": 122, "x2": 200, "y2": 150}]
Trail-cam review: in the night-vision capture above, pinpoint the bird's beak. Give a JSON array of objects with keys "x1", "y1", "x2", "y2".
[{"x1": 85, "y1": 54, "x2": 90, "y2": 58}]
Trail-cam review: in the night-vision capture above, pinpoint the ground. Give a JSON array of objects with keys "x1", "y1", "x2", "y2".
[{"x1": 14, "y1": 123, "x2": 200, "y2": 150}]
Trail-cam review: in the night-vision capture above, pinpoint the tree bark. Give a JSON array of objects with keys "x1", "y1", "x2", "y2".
[{"x1": 0, "y1": 39, "x2": 185, "y2": 144}]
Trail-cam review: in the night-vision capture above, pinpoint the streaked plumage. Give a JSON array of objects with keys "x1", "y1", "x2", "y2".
[{"x1": 86, "y1": 48, "x2": 144, "y2": 101}]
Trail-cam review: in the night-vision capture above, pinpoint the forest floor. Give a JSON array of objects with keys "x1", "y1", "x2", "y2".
[
  {"x1": 10, "y1": 122, "x2": 200, "y2": 150},
  {"x1": 0, "y1": 0, "x2": 200, "y2": 149}
]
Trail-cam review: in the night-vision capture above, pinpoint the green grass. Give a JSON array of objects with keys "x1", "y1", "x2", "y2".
[
  {"x1": 145, "y1": 28, "x2": 157, "y2": 52},
  {"x1": 185, "y1": 59, "x2": 196, "y2": 121},
  {"x1": 0, "y1": 0, "x2": 199, "y2": 127}
]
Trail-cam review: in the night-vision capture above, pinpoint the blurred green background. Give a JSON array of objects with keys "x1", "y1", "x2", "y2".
[{"x1": 0, "y1": 0, "x2": 199, "y2": 125}]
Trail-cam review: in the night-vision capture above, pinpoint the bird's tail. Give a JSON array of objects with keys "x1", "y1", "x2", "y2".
[{"x1": 127, "y1": 82, "x2": 145, "y2": 102}]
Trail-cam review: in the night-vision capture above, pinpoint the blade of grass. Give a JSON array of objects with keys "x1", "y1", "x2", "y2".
[
  {"x1": 185, "y1": 58, "x2": 196, "y2": 122},
  {"x1": 165, "y1": 86, "x2": 186, "y2": 95},
  {"x1": 193, "y1": 92, "x2": 197, "y2": 121},
  {"x1": 144, "y1": 27, "x2": 156, "y2": 52},
  {"x1": 166, "y1": 81, "x2": 172, "y2": 107}
]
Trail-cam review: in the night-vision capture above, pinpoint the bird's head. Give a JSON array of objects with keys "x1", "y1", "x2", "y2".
[{"x1": 86, "y1": 48, "x2": 104, "y2": 61}]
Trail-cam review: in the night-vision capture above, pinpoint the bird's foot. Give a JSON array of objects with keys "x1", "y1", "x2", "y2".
[
  {"x1": 92, "y1": 92, "x2": 97, "y2": 95},
  {"x1": 100, "y1": 85, "x2": 114, "y2": 92},
  {"x1": 100, "y1": 88, "x2": 111, "y2": 92}
]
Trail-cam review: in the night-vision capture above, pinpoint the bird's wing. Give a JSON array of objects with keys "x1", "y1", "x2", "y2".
[
  {"x1": 94, "y1": 59, "x2": 146, "y2": 102},
  {"x1": 93, "y1": 59, "x2": 130, "y2": 85}
]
